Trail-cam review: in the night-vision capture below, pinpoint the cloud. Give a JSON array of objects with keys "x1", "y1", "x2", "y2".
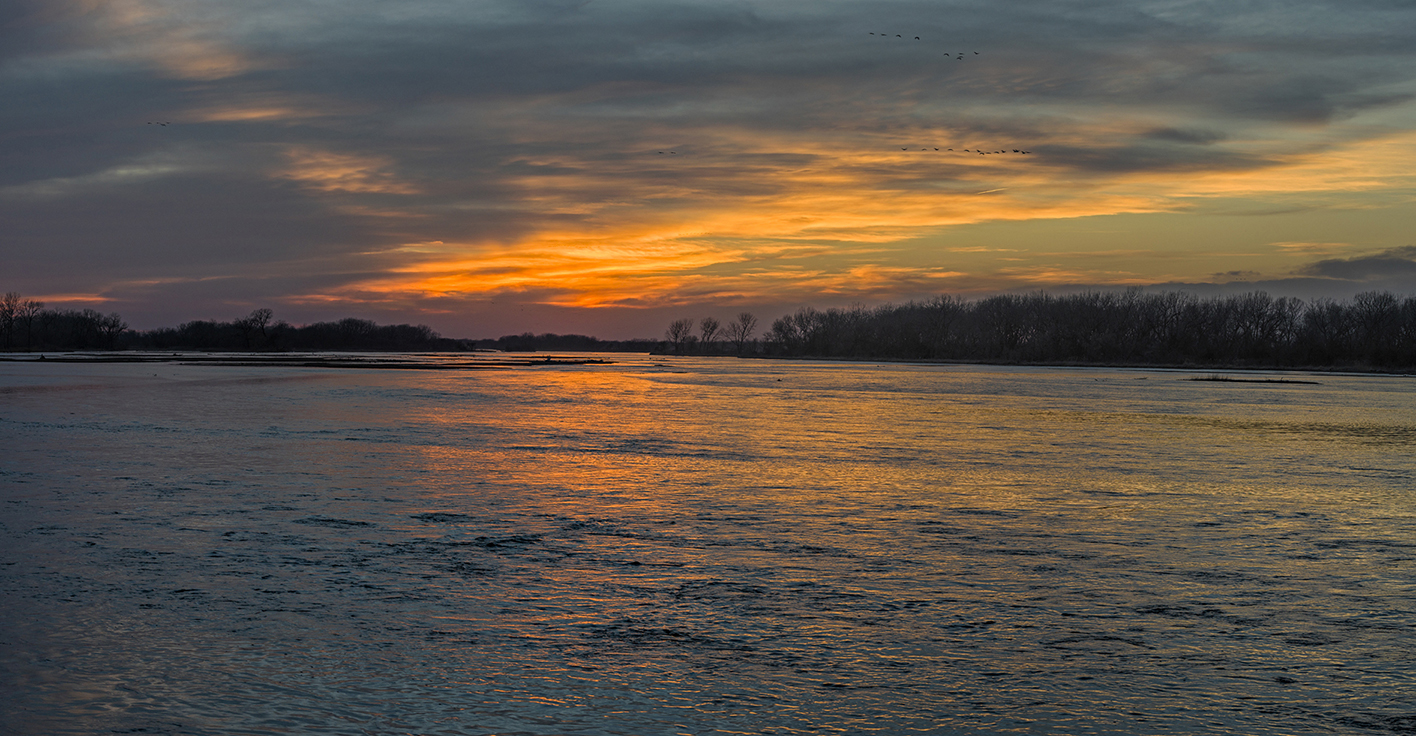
[
  {"x1": 1145, "y1": 127, "x2": 1227, "y2": 145},
  {"x1": 1210, "y1": 270, "x2": 1263, "y2": 283},
  {"x1": 1270, "y1": 241, "x2": 1354, "y2": 253},
  {"x1": 1132, "y1": 246, "x2": 1416, "y2": 304},
  {"x1": 1298, "y1": 245, "x2": 1416, "y2": 281},
  {"x1": 279, "y1": 148, "x2": 421, "y2": 195},
  {"x1": 0, "y1": 160, "x2": 185, "y2": 199},
  {"x1": 5, "y1": 0, "x2": 1416, "y2": 333}
]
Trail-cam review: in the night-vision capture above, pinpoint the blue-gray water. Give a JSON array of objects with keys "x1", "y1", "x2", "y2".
[{"x1": 2, "y1": 355, "x2": 1413, "y2": 735}]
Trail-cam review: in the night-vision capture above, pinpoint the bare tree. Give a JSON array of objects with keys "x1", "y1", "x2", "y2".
[
  {"x1": 18, "y1": 298, "x2": 43, "y2": 350},
  {"x1": 248, "y1": 308, "x2": 273, "y2": 339},
  {"x1": 97, "y1": 312, "x2": 128, "y2": 350},
  {"x1": 724, "y1": 312, "x2": 757, "y2": 354},
  {"x1": 665, "y1": 318, "x2": 695, "y2": 353},
  {"x1": 767, "y1": 313, "x2": 802, "y2": 353},
  {"x1": 699, "y1": 316, "x2": 721, "y2": 350},
  {"x1": 0, "y1": 292, "x2": 18, "y2": 350},
  {"x1": 234, "y1": 316, "x2": 256, "y2": 349},
  {"x1": 234, "y1": 308, "x2": 274, "y2": 350}
]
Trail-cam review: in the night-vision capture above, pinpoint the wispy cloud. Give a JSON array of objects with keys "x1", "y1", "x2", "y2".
[
  {"x1": 279, "y1": 148, "x2": 421, "y2": 195},
  {"x1": 4, "y1": 0, "x2": 1416, "y2": 334},
  {"x1": 1270, "y1": 241, "x2": 1354, "y2": 253}
]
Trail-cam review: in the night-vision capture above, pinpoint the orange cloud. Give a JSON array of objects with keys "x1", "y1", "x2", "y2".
[
  {"x1": 82, "y1": 0, "x2": 269, "y2": 80},
  {"x1": 280, "y1": 148, "x2": 421, "y2": 195},
  {"x1": 191, "y1": 103, "x2": 325, "y2": 123},
  {"x1": 1127, "y1": 129, "x2": 1416, "y2": 200},
  {"x1": 296, "y1": 120, "x2": 1416, "y2": 308}
]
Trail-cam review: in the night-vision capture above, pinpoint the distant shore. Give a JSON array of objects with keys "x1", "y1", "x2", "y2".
[
  {"x1": 5, "y1": 289, "x2": 1413, "y2": 371},
  {"x1": 5, "y1": 350, "x2": 1414, "y2": 377},
  {"x1": 711, "y1": 351, "x2": 1414, "y2": 376}
]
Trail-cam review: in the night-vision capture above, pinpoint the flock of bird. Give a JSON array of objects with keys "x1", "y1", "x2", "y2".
[
  {"x1": 868, "y1": 32, "x2": 979, "y2": 60},
  {"x1": 866, "y1": 34, "x2": 1032, "y2": 156},
  {"x1": 146, "y1": 121, "x2": 171, "y2": 126},
  {"x1": 904, "y1": 147, "x2": 1032, "y2": 155}
]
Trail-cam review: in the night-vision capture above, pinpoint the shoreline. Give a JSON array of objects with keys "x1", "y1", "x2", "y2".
[
  {"x1": 2, "y1": 349, "x2": 1412, "y2": 376},
  {"x1": 675, "y1": 352, "x2": 1416, "y2": 377}
]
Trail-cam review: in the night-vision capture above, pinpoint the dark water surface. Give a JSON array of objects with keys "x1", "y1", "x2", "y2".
[{"x1": 2, "y1": 355, "x2": 1413, "y2": 735}]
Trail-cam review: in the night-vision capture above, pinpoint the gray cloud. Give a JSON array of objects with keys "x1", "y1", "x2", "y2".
[
  {"x1": 1299, "y1": 245, "x2": 1416, "y2": 281},
  {"x1": 4, "y1": 0, "x2": 1416, "y2": 330},
  {"x1": 1145, "y1": 127, "x2": 1228, "y2": 145},
  {"x1": 1135, "y1": 247, "x2": 1416, "y2": 302}
]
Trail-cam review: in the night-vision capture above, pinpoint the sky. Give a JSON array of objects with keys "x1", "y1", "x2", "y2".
[{"x1": 3, "y1": 0, "x2": 1416, "y2": 339}]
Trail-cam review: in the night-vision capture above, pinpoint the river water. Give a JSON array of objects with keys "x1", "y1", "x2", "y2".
[{"x1": 1, "y1": 354, "x2": 1413, "y2": 735}]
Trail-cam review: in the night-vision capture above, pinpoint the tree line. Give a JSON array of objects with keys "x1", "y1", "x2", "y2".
[
  {"x1": 477, "y1": 332, "x2": 658, "y2": 352},
  {"x1": 0, "y1": 294, "x2": 660, "y2": 353},
  {"x1": 664, "y1": 313, "x2": 759, "y2": 354},
  {"x1": 0, "y1": 293, "x2": 129, "y2": 351},
  {"x1": 7, "y1": 289, "x2": 1414, "y2": 368},
  {"x1": 665, "y1": 290, "x2": 1416, "y2": 369},
  {"x1": 0, "y1": 296, "x2": 468, "y2": 352}
]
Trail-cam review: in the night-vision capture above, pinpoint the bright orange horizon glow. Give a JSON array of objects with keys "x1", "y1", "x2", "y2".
[{"x1": 288, "y1": 127, "x2": 1416, "y2": 310}]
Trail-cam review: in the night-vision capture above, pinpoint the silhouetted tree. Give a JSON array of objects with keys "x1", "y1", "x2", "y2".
[
  {"x1": 666, "y1": 318, "x2": 695, "y2": 353},
  {"x1": 234, "y1": 316, "x2": 257, "y2": 349},
  {"x1": 231, "y1": 308, "x2": 275, "y2": 350},
  {"x1": 248, "y1": 308, "x2": 273, "y2": 336},
  {"x1": 767, "y1": 310, "x2": 806, "y2": 353},
  {"x1": 17, "y1": 298, "x2": 43, "y2": 350},
  {"x1": 0, "y1": 292, "x2": 18, "y2": 350},
  {"x1": 97, "y1": 312, "x2": 127, "y2": 349},
  {"x1": 743, "y1": 289, "x2": 1414, "y2": 368},
  {"x1": 699, "y1": 317, "x2": 721, "y2": 352},
  {"x1": 65, "y1": 309, "x2": 102, "y2": 349},
  {"x1": 479, "y1": 332, "x2": 655, "y2": 352},
  {"x1": 7, "y1": 287, "x2": 1415, "y2": 366},
  {"x1": 725, "y1": 312, "x2": 757, "y2": 354}
]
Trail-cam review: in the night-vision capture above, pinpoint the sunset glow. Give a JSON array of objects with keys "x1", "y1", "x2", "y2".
[{"x1": 4, "y1": 0, "x2": 1415, "y2": 336}]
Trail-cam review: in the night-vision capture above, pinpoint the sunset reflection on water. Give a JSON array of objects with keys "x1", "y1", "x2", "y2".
[{"x1": 2, "y1": 356, "x2": 1414, "y2": 734}]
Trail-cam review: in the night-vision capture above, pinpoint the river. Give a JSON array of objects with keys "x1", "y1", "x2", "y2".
[{"x1": 2, "y1": 354, "x2": 1413, "y2": 734}]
